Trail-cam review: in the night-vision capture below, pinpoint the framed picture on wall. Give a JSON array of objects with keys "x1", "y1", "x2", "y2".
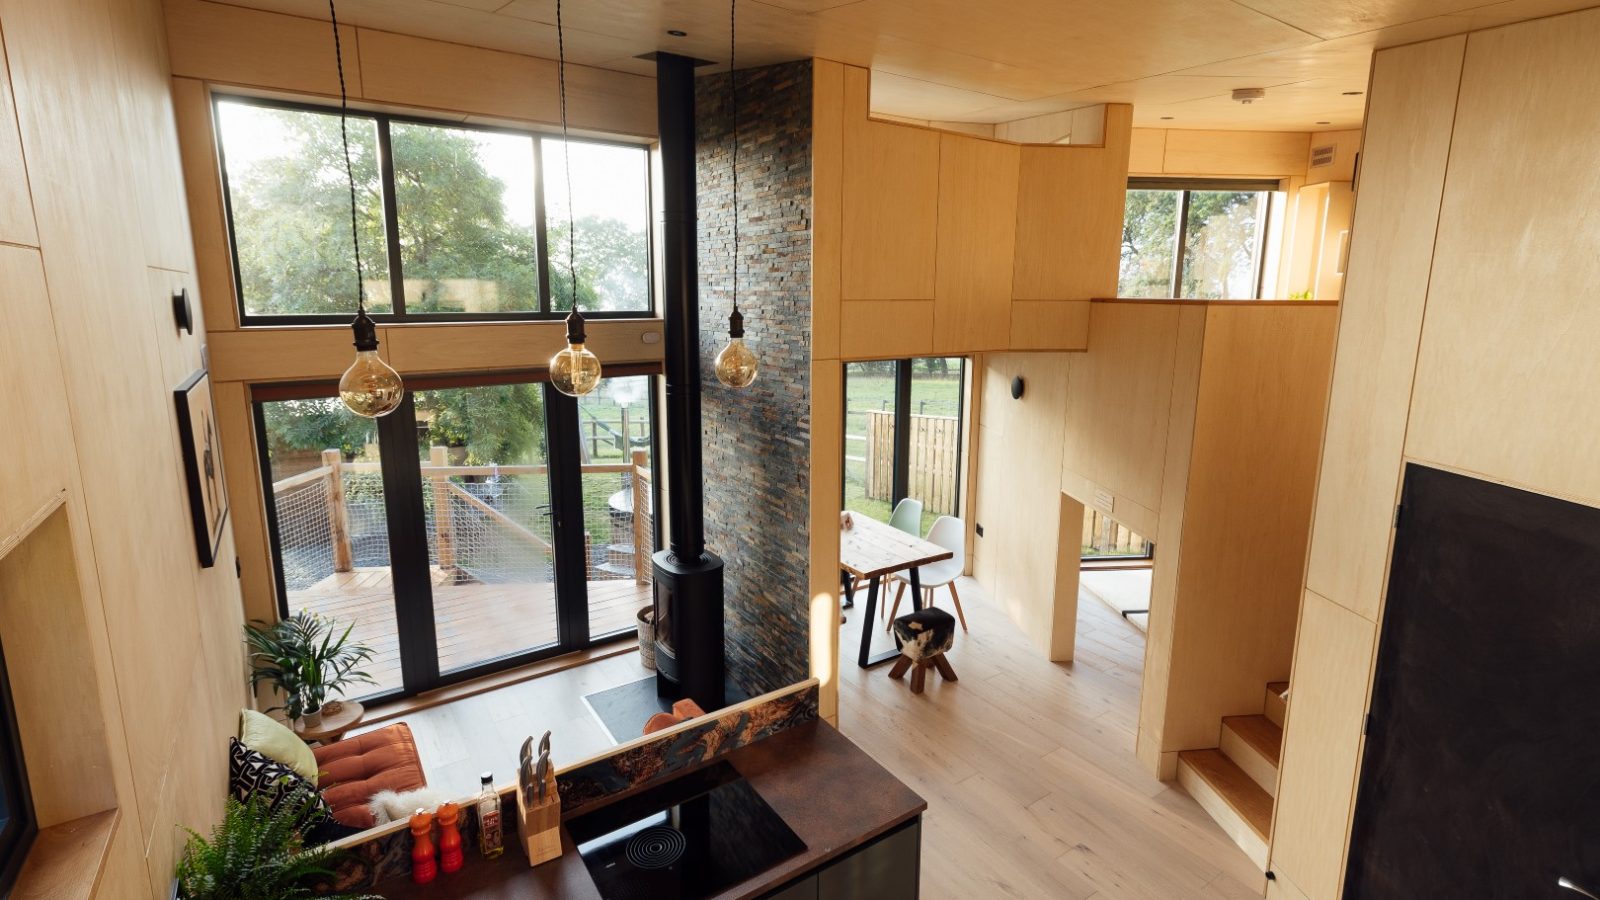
[{"x1": 176, "y1": 369, "x2": 229, "y2": 568}]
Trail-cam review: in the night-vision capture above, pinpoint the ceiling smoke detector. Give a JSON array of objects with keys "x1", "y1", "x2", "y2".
[{"x1": 1232, "y1": 87, "x2": 1267, "y2": 104}]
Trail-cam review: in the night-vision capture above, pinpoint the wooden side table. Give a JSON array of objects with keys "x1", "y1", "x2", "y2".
[{"x1": 293, "y1": 700, "x2": 364, "y2": 745}]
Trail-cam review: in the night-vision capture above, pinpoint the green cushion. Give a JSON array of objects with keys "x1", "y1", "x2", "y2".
[{"x1": 239, "y1": 709, "x2": 317, "y2": 784}]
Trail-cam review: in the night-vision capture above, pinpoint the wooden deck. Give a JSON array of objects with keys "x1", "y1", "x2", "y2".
[{"x1": 290, "y1": 567, "x2": 647, "y2": 695}]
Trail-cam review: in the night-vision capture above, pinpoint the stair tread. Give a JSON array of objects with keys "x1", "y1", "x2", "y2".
[
  {"x1": 1222, "y1": 714, "x2": 1283, "y2": 765},
  {"x1": 1267, "y1": 681, "x2": 1289, "y2": 698},
  {"x1": 1178, "y1": 749, "x2": 1272, "y2": 840}
]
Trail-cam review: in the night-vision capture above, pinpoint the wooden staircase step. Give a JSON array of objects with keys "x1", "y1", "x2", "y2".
[
  {"x1": 1264, "y1": 681, "x2": 1289, "y2": 728},
  {"x1": 1221, "y1": 714, "x2": 1283, "y2": 797},
  {"x1": 1177, "y1": 749, "x2": 1272, "y2": 869}
]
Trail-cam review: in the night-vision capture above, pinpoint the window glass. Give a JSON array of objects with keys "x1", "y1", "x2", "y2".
[
  {"x1": 843, "y1": 361, "x2": 897, "y2": 525},
  {"x1": 261, "y1": 399, "x2": 403, "y2": 696},
  {"x1": 413, "y1": 383, "x2": 559, "y2": 672},
  {"x1": 576, "y1": 376, "x2": 657, "y2": 638},
  {"x1": 542, "y1": 137, "x2": 651, "y2": 312},
  {"x1": 391, "y1": 123, "x2": 540, "y2": 314},
  {"x1": 906, "y1": 358, "x2": 963, "y2": 535},
  {"x1": 1118, "y1": 183, "x2": 1274, "y2": 299},
  {"x1": 1181, "y1": 191, "x2": 1267, "y2": 299},
  {"x1": 218, "y1": 101, "x2": 392, "y2": 316},
  {"x1": 1081, "y1": 509, "x2": 1153, "y2": 560},
  {"x1": 1119, "y1": 189, "x2": 1180, "y2": 298}
]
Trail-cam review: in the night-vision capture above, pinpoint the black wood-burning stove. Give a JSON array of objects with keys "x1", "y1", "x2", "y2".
[{"x1": 652, "y1": 52, "x2": 725, "y2": 711}]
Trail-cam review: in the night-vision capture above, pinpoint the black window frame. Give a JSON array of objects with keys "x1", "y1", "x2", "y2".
[
  {"x1": 251, "y1": 368, "x2": 665, "y2": 703},
  {"x1": 1122, "y1": 177, "x2": 1280, "y2": 300},
  {"x1": 0, "y1": 635, "x2": 35, "y2": 895},
  {"x1": 214, "y1": 93, "x2": 658, "y2": 327}
]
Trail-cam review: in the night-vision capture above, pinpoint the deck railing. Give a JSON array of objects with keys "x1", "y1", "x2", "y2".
[{"x1": 271, "y1": 447, "x2": 653, "y2": 591}]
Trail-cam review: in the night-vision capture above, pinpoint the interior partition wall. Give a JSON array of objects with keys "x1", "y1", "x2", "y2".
[{"x1": 254, "y1": 370, "x2": 661, "y2": 701}]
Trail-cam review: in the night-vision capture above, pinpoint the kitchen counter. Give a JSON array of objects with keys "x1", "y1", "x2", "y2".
[{"x1": 375, "y1": 719, "x2": 926, "y2": 899}]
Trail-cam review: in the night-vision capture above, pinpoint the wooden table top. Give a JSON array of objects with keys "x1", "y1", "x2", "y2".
[{"x1": 839, "y1": 512, "x2": 952, "y2": 580}]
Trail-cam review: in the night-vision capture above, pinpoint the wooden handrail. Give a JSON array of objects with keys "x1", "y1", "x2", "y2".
[
  {"x1": 444, "y1": 481, "x2": 552, "y2": 552},
  {"x1": 272, "y1": 464, "x2": 334, "y2": 493}
]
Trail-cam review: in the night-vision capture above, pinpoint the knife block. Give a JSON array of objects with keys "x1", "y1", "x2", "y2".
[{"x1": 515, "y1": 768, "x2": 561, "y2": 866}]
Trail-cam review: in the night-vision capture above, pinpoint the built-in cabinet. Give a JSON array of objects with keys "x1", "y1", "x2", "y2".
[{"x1": 763, "y1": 817, "x2": 921, "y2": 900}]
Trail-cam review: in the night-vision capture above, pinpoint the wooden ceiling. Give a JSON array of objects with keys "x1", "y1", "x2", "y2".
[{"x1": 200, "y1": 0, "x2": 1600, "y2": 130}]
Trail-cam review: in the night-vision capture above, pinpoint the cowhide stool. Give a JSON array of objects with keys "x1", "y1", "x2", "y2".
[{"x1": 888, "y1": 607, "x2": 958, "y2": 695}]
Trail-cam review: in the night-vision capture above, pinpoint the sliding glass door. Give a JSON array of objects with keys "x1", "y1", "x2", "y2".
[
  {"x1": 843, "y1": 357, "x2": 966, "y2": 536},
  {"x1": 256, "y1": 373, "x2": 659, "y2": 700}
]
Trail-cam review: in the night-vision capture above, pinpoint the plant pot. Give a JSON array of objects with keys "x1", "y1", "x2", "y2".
[
  {"x1": 301, "y1": 707, "x2": 323, "y2": 729},
  {"x1": 637, "y1": 607, "x2": 655, "y2": 670}
]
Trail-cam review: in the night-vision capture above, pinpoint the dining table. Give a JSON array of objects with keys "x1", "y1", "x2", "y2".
[{"x1": 839, "y1": 512, "x2": 954, "y2": 668}]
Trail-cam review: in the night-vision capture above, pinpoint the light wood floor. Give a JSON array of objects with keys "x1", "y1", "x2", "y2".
[
  {"x1": 294, "y1": 567, "x2": 647, "y2": 694},
  {"x1": 839, "y1": 576, "x2": 1265, "y2": 900}
]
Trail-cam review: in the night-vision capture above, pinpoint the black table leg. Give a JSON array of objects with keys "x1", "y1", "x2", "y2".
[
  {"x1": 908, "y1": 566, "x2": 923, "y2": 612},
  {"x1": 857, "y1": 576, "x2": 905, "y2": 668}
]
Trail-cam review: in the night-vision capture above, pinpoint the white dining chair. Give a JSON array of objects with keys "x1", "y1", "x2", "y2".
[
  {"x1": 860, "y1": 498, "x2": 923, "y2": 621},
  {"x1": 886, "y1": 515, "x2": 967, "y2": 632}
]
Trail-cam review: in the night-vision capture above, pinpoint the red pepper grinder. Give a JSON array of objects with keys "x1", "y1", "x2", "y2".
[
  {"x1": 437, "y1": 802, "x2": 464, "y2": 874},
  {"x1": 410, "y1": 808, "x2": 437, "y2": 885}
]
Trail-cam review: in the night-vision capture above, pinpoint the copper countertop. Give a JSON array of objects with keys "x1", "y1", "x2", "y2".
[{"x1": 377, "y1": 719, "x2": 926, "y2": 899}]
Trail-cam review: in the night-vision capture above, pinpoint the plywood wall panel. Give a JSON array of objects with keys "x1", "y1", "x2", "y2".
[
  {"x1": 1405, "y1": 12, "x2": 1600, "y2": 508},
  {"x1": 838, "y1": 300, "x2": 934, "y2": 359},
  {"x1": 1269, "y1": 589, "x2": 1376, "y2": 900},
  {"x1": 0, "y1": 247, "x2": 73, "y2": 538},
  {"x1": 358, "y1": 29, "x2": 655, "y2": 137},
  {"x1": 164, "y1": 0, "x2": 360, "y2": 97},
  {"x1": 1160, "y1": 305, "x2": 1336, "y2": 751},
  {"x1": 1011, "y1": 105, "x2": 1131, "y2": 301},
  {"x1": 0, "y1": 30, "x2": 35, "y2": 247},
  {"x1": 1160, "y1": 129, "x2": 1310, "y2": 178},
  {"x1": 840, "y1": 118, "x2": 940, "y2": 300},
  {"x1": 1007, "y1": 299, "x2": 1090, "y2": 350},
  {"x1": 933, "y1": 134, "x2": 1018, "y2": 352},
  {"x1": 1304, "y1": 37, "x2": 1465, "y2": 620},
  {"x1": 172, "y1": 76, "x2": 239, "y2": 332},
  {"x1": 808, "y1": 360, "x2": 842, "y2": 722},
  {"x1": 810, "y1": 59, "x2": 844, "y2": 362}
]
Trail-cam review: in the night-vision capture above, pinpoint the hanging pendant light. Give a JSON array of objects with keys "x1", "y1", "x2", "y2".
[
  {"x1": 327, "y1": 0, "x2": 403, "y2": 418},
  {"x1": 548, "y1": 0, "x2": 602, "y2": 398},
  {"x1": 713, "y1": 0, "x2": 758, "y2": 389}
]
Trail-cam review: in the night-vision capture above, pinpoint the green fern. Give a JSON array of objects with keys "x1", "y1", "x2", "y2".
[{"x1": 176, "y1": 781, "x2": 380, "y2": 900}]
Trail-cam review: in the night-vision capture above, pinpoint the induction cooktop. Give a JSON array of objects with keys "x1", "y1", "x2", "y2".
[{"x1": 567, "y1": 761, "x2": 806, "y2": 900}]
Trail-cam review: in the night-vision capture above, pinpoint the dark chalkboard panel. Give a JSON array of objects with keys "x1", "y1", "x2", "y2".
[{"x1": 1344, "y1": 464, "x2": 1600, "y2": 899}]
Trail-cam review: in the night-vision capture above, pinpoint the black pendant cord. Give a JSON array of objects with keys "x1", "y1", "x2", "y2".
[
  {"x1": 728, "y1": 0, "x2": 741, "y2": 333},
  {"x1": 328, "y1": 0, "x2": 366, "y2": 317},
  {"x1": 557, "y1": 0, "x2": 584, "y2": 338}
]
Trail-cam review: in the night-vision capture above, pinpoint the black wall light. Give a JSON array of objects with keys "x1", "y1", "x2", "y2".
[{"x1": 1011, "y1": 376, "x2": 1025, "y2": 399}]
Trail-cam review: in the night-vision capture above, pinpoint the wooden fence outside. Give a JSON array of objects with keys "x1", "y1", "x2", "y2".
[{"x1": 861, "y1": 410, "x2": 960, "y2": 514}]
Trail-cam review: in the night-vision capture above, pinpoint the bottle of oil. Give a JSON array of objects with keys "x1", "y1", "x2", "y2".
[{"x1": 476, "y1": 772, "x2": 504, "y2": 859}]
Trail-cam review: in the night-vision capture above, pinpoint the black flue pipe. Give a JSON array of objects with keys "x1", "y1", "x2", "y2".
[
  {"x1": 651, "y1": 51, "x2": 724, "y2": 710},
  {"x1": 656, "y1": 51, "x2": 705, "y2": 560}
]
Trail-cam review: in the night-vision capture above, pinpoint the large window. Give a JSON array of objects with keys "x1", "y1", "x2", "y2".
[
  {"x1": 257, "y1": 373, "x2": 660, "y2": 700},
  {"x1": 1118, "y1": 179, "x2": 1278, "y2": 299},
  {"x1": 216, "y1": 97, "x2": 653, "y2": 323},
  {"x1": 843, "y1": 358, "x2": 966, "y2": 537}
]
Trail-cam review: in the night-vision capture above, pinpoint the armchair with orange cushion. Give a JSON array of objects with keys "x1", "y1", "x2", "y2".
[
  {"x1": 232, "y1": 708, "x2": 428, "y2": 834},
  {"x1": 313, "y1": 722, "x2": 428, "y2": 829}
]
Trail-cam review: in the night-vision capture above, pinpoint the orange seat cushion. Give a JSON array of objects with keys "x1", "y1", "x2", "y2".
[{"x1": 311, "y1": 723, "x2": 426, "y2": 829}]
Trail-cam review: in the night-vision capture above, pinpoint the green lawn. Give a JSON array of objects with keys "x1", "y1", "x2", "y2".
[{"x1": 843, "y1": 365, "x2": 964, "y2": 536}]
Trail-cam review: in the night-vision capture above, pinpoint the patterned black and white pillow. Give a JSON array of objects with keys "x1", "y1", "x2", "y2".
[{"x1": 227, "y1": 738, "x2": 360, "y2": 845}]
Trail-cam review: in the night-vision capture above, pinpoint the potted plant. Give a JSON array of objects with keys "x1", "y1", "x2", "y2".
[
  {"x1": 246, "y1": 613, "x2": 376, "y2": 728},
  {"x1": 176, "y1": 780, "x2": 381, "y2": 900}
]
